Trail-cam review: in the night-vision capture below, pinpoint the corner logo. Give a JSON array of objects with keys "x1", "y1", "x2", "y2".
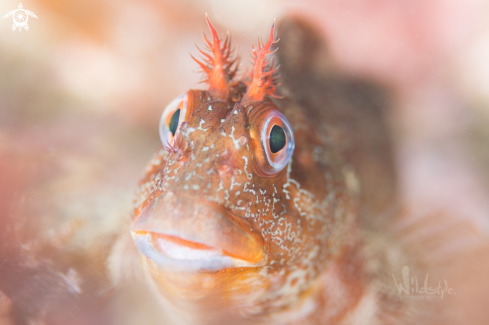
[
  {"x1": 3, "y1": 3, "x2": 38, "y2": 32},
  {"x1": 392, "y1": 266, "x2": 456, "y2": 300}
]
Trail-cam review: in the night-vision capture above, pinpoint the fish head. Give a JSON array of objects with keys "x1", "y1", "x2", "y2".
[{"x1": 130, "y1": 16, "x2": 355, "y2": 320}]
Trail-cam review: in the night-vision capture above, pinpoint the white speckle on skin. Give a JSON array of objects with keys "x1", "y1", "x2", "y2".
[
  {"x1": 197, "y1": 119, "x2": 208, "y2": 131},
  {"x1": 229, "y1": 126, "x2": 242, "y2": 149},
  {"x1": 230, "y1": 177, "x2": 241, "y2": 190},
  {"x1": 243, "y1": 182, "x2": 256, "y2": 195},
  {"x1": 208, "y1": 105, "x2": 212, "y2": 111}
]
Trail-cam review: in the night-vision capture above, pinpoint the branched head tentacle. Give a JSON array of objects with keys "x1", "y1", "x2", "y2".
[
  {"x1": 191, "y1": 14, "x2": 239, "y2": 99},
  {"x1": 240, "y1": 23, "x2": 280, "y2": 105}
]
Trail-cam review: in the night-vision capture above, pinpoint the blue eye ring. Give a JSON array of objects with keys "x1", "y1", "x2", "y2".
[{"x1": 260, "y1": 110, "x2": 295, "y2": 173}]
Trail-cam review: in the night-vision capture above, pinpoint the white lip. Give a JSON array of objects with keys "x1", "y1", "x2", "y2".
[
  {"x1": 156, "y1": 235, "x2": 222, "y2": 261},
  {"x1": 132, "y1": 232, "x2": 263, "y2": 272}
]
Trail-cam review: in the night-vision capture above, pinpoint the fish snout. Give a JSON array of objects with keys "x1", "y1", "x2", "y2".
[{"x1": 131, "y1": 192, "x2": 266, "y2": 272}]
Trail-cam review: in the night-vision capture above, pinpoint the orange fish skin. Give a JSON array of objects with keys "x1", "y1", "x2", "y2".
[{"x1": 128, "y1": 16, "x2": 407, "y2": 325}]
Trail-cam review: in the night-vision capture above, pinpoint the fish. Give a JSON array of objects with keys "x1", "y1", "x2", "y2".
[
  {"x1": 1, "y1": 11, "x2": 487, "y2": 325},
  {"x1": 114, "y1": 15, "x2": 431, "y2": 325}
]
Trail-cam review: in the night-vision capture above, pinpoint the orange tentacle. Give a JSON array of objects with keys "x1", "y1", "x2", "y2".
[
  {"x1": 192, "y1": 15, "x2": 239, "y2": 99},
  {"x1": 241, "y1": 24, "x2": 280, "y2": 105}
]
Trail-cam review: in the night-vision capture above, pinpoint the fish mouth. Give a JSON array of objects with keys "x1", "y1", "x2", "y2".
[{"x1": 131, "y1": 192, "x2": 267, "y2": 272}]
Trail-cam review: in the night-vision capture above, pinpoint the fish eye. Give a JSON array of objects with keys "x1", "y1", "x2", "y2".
[
  {"x1": 168, "y1": 109, "x2": 181, "y2": 137},
  {"x1": 269, "y1": 125, "x2": 286, "y2": 153},
  {"x1": 159, "y1": 93, "x2": 188, "y2": 145},
  {"x1": 259, "y1": 110, "x2": 295, "y2": 174}
]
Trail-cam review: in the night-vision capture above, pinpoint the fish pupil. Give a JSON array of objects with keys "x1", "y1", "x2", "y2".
[
  {"x1": 169, "y1": 109, "x2": 181, "y2": 137},
  {"x1": 269, "y1": 125, "x2": 286, "y2": 153}
]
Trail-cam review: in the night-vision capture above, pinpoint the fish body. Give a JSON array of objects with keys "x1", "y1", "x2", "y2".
[{"x1": 127, "y1": 16, "x2": 410, "y2": 325}]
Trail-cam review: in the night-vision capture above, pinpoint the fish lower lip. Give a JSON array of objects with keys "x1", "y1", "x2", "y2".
[{"x1": 132, "y1": 231, "x2": 264, "y2": 272}]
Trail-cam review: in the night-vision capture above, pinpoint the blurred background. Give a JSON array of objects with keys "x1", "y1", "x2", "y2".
[{"x1": 1, "y1": 0, "x2": 489, "y2": 324}]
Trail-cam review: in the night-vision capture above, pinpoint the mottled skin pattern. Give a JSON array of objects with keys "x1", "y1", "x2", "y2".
[{"x1": 129, "y1": 17, "x2": 410, "y2": 325}]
